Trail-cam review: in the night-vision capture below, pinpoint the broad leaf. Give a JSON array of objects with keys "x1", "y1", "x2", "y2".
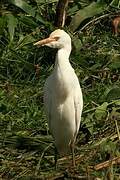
[
  {"x1": 72, "y1": 36, "x2": 82, "y2": 51},
  {"x1": 106, "y1": 88, "x2": 120, "y2": 101},
  {"x1": 100, "y1": 140, "x2": 117, "y2": 154},
  {"x1": 10, "y1": 0, "x2": 47, "y2": 24},
  {"x1": 84, "y1": 113, "x2": 94, "y2": 135},
  {"x1": 6, "y1": 13, "x2": 17, "y2": 42},
  {"x1": 109, "y1": 54, "x2": 120, "y2": 69},
  {"x1": 69, "y1": 1, "x2": 107, "y2": 32},
  {"x1": 95, "y1": 102, "x2": 108, "y2": 121},
  {"x1": 19, "y1": 15, "x2": 38, "y2": 28}
]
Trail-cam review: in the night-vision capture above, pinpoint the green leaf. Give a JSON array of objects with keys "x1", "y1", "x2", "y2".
[
  {"x1": 106, "y1": 88, "x2": 120, "y2": 101},
  {"x1": 72, "y1": 36, "x2": 82, "y2": 51},
  {"x1": 16, "y1": 34, "x2": 35, "y2": 49},
  {"x1": 110, "y1": 0, "x2": 120, "y2": 8},
  {"x1": 10, "y1": 0, "x2": 47, "y2": 24},
  {"x1": 16, "y1": 130, "x2": 30, "y2": 136},
  {"x1": 100, "y1": 140, "x2": 117, "y2": 154},
  {"x1": 69, "y1": 1, "x2": 107, "y2": 32},
  {"x1": 19, "y1": 15, "x2": 38, "y2": 28},
  {"x1": 95, "y1": 102, "x2": 108, "y2": 121},
  {"x1": 89, "y1": 63, "x2": 102, "y2": 71},
  {"x1": 0, "y1": 15, "x2": 7, "y2": 35},
  {"x1": 6, "y1": 13, "x2": 17, "y2": 42},
  {"x1": 109, "y1": 54, "x2": 120, "y2": 69},
  {"x1": 84, "y1": 113, "x2": 94, "y2": 135},
  {"x1": 68, "y1": 5, "x2": 79, "y2": 16},
  {"x1": 114, "y1": 100, "x2": 120, "y2": 105}
]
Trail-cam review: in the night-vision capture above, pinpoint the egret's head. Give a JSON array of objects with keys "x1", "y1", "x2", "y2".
[{"x1": 34, "y1": 29, "x2": 71, "y2": 49}]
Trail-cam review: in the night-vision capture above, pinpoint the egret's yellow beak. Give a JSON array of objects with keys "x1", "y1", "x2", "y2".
[{"x1": 34, "y1": 37, "x2": 57, "y2": 46}]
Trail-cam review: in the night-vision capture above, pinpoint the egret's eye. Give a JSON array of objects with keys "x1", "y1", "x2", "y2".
[{"x1": 53, "y1": 36, "x2": 60, "y2": 41}]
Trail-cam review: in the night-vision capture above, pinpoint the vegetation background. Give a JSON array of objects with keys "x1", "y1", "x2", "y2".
[{"x1": 0, "y1": 0, "x2": 120, "y2": 179}]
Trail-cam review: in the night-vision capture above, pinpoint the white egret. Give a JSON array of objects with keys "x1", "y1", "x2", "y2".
[{"x1": 34, "y1": 29, "x2": 83, "y2": 166}]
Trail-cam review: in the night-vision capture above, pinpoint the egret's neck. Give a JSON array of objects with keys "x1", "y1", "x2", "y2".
[{"x1": 55, "y1": 45, "x2": 71, "y2": 69}]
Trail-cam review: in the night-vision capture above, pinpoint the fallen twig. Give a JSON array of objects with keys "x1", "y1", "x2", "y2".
[
  {"x1": 40, "y1": 172, "x2": 64, "y2": 180},
  {"x1": 94, "y1": 156, "x2": 120, "y2": 170},
  {"x1": 67, "y1": 174, "x2": 89, "y2": 179},
  {"x1": 115, "y1": 119, "x2": 120, "y2": 141}
]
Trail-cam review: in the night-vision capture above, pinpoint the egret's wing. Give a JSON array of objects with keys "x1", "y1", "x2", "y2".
[
  {"x1": 74, "y1": 88, "x2": 83, "y2": 139},
  {"x1": 44, "y1": 77, "x2": 53, "y2": 130}
]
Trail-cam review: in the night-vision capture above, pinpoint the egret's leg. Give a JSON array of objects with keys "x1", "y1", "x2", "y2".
[
  {"x1": 70, "y1": 142, "x2": 75, "y2": 167},
  {"x1": 54, "y1": 146, "x2": 58, "y2": 169}
]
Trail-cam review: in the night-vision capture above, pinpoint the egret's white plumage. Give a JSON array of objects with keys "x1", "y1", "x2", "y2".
[{"x1": 34, "y1": 29, "x2": 83, "y2": 164}]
